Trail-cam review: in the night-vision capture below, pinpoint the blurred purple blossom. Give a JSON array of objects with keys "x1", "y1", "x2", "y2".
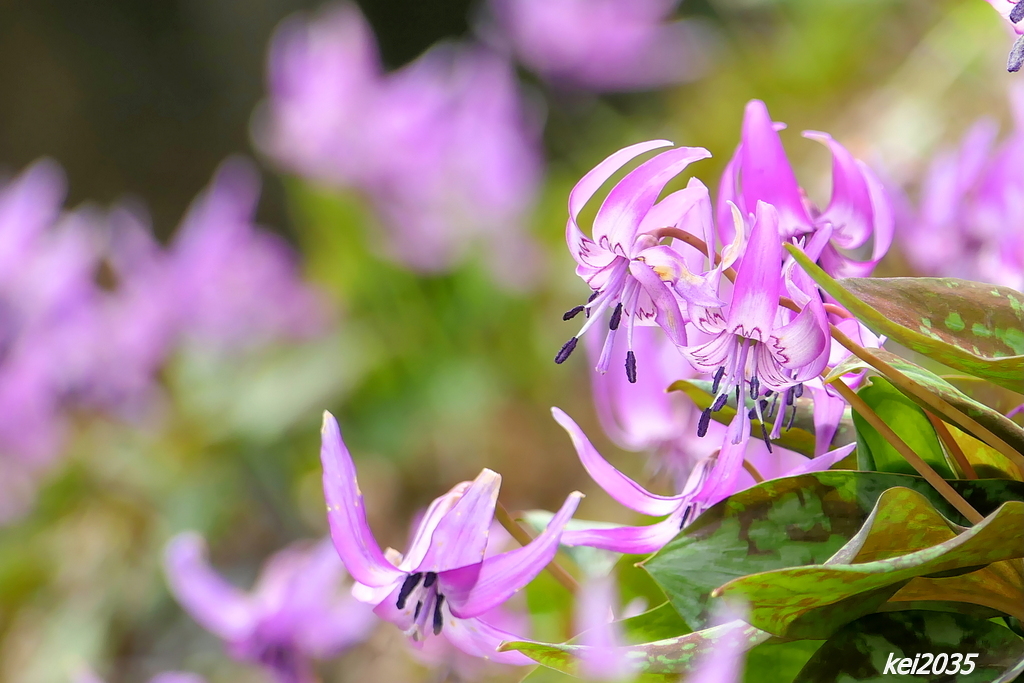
[
  {"x1": 574, "y1": 575, "x2": 632, "y2": 681},
  {"x1": 718, "y1": 100, "x2": 893, "y2": 278},
  {"x1": 320, "y1": 411, "x2": 582, "y2": 664},
  {"x1": 0, "y1": 156, "x2": 330, "y2": 524},
  {"x1": 483, "y1": 0, "x2": 713, "y2": 91},
  {"x1": 896, "y1": 85, "x2": 1024, "y2": 291},
  {"x1": 164, "y1": 533, "x2": 375, "y2": 683},
  {"x1": 256, "y1": 4, "x2": 545, "y2": 287}
]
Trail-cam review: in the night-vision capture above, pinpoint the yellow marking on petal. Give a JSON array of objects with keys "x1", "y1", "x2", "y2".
[{"x1": 653, "y1": 264, "x2": 673, "y2": 281}]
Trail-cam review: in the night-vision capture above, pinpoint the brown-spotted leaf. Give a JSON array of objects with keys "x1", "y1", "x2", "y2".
[
  {"x1": 786, "y1": 245, "x2": 1024, "y2": 390},
  {"x1": 643, "y1": 471, "x2": 1024, "y2": 631},
  {"x1": 500, "y1": 620, "x2": 769, "y2": 676},
  {"x1": 712, "y1": 488, "x2": 1024, "y2": 638}
]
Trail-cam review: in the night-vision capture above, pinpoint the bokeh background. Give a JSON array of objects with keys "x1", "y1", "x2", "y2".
[{"x1": 0, "y1": 0, "x2": 1018, "y2": 681}]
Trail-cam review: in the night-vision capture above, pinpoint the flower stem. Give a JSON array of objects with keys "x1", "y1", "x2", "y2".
[
  {"x1": 495, "y1": 501, "x2": 579, "y2": 594},
  {"x1": 925, "y1": 411, "x2": 978, "y2": 480},
  {"x1": 829, "y1": 378, "x2": 983, "y2": 524},
  {"x1": 828, "y1": 324, "x2": 1024, "y2": 479}
]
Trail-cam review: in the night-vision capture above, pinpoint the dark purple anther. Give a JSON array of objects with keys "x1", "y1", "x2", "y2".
[
  {"x1": 697, "y1": 408, "x2": 712, "y2": 437},
  {"x1": 432, "y1": 595, "x2": 446, "y2": 635},
  {"x1": 711, "y1": 366, "x2": 726, "y2": 394},
  {"x1": 625, "y1": 351, "x2": 637, "y2": 383},
  {"x1": 563, "y1": 305, "x2": 585, "y2": 321},
  {"x1": 609, "y1": 303, "x2": 623, "y2": 330},
  {"x1": 397, "y1": 572, "x2": 423, "y2": 609},
  {"x1": 555, "y1": 337, "x2": 578, "y2": 363}
]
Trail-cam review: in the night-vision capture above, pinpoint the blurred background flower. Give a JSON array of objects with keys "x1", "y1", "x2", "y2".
[{"x1": 0, "y1": 0, "x2": 1020, "y2": 681}]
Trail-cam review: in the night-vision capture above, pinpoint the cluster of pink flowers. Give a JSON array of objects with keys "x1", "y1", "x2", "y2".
[{"x1": 0, "y1": 157, "x2": 328, "y2": 524}]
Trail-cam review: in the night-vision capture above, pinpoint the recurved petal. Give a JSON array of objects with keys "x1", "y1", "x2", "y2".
[
  {"x1": 593, "y1": 146, "x2": 711, "y2": 254},
  {"x1": 809, "y1": 385, "x2": 848, "y2": 457},
  {"x1": 783, "y1": 442, "x2": 856, "y2": 476},
  {"x1": 715, "y1": 146, "x2": 743, "y2": 246},
  {"x1": 738, "y1": 100, "x2": 811, "y2": 239},
  {"x1": 552, "y1": 408, "x2": 686, "y2": 517},
  {"x1": 569, "y1": 140, "x2": 674, "y2": 226},
  {"x1": 400, "y1": 481, "x2": 470, "y2": 573},
  {"x1": 767, "y1": 295, "x2": 827, "y2": 372},
  {"x1": 163, "y1": 532, "x2": 256, "y2": 643},
  {"x1": 561, "y1": 511, "x2": 685, "y2": 554},
  {"x1": 444, "y1": 615, "x2": 535, "y2": 665},
  {"x1": 416, "y1": 469, "x2": 501, "y2": 573},
  {"x1": 726, "y1": 201, "x2": 782, "y2": 342},
  {"x1": 441, "y1": 491, "x2": 583, "y2": 619},
  {"x1": 320, "y1": 411, "x2": 403, "y2": 588},
  {"x1": 803, "y1": 131, "x2": 874, "y2": 250}
]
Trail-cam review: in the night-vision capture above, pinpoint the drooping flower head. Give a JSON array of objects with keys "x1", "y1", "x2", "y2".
[
  {"x1": 320, "y1": 411, "x2": 583, "y2": 664},
  {"x1": 558, "y1": 141, "x2": 722, "y2": 382},
  {"x1": 718, "y1": 100, "x2": 893, "y2": 278},
  {"x1": 164, "y1": 534, "x2": 375, "y2": 683},
  {"x1": 483, "y1": 0, "x2": 711, "y2": 91},
  {"x1": 686, "y1": 202, "x2": 830, "y2": 450}
]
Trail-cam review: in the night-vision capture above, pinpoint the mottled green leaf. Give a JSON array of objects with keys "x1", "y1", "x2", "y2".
[
  {"x1": 852, "y1": 376, "x2": 956, "y2": 479},
  {"x1": 714, "y1": 489, "x2": 1024, "y2": 638},
  {"x1": 667, "y1": 379, "x2": 853, "y2": 456},
  {"x1": 644, "y1": 471, "x2": 1024, "y2": 630},
  {"x1": 501, "y1": 620, "x2": 769, "y2": 676},
  {"x1": 828, "y1": 350, "x2": 1024, "y2": 475},
  {"x1": 794, "y1": 611, "x2": 1024, "y2": 682},
  {"x1": 786, "y1": 245, "x2": 1024, "y2": 390}
]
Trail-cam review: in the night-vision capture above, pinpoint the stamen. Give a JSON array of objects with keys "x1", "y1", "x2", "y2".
[
  {"x1": 397, "y1": 573, "x2": 423, "y2": 609},
  {"x1": 749, "y1": 377, "x2": 760, "y2": 401},
  {"x1": 711, "y1": 366, "x2": 726, "y2": 394},
  {"x1": 423, "y1": 571, "x2": 438, "y2": 588},
  {"x1": 555, "y1": 337, "x2": 578, "y2": 364},
  {"x1": 585, "y1": 290, "x2": 599, "y2": 318},
  {"x1": 563, "y1": 305, "x2": 585, "y2": 321},
  {"x1": 414, "y1": 600, "x2": 423, "y2": 619},
  {"x1": 1012, "y1": 0, "x2": 1024, "y2": 23},
  {"x1": 760, "y1": 423, "x2": 772, "y2": 452},
  {"x1": 697, "y1": 408, "x2": 713, "y2": 437},
  {"x1": 787, "y1": 403, "x2": 798, "y2": 430},
  {"x1": 1010, "y1": 35, "x2": 1024, "y2": 73},
  {"x1": 794, "y1": 383, "x2": 804, "y2": 399},
  {"x1": 625, "y1": 350, "x2": 637, "y2": 383},
  {"x1": 786, "y1": 388, "x2": 796, "y2": 406},
  {"x1": 609, "y1": 303, "x2": 623, "y2": 330},
  {"x1": 766, "y1": 393, "x2": 778, "y2": 420},
  {"x1": 432, "y1": 594, "x2": 446, "y2": 635},
  {"x1": 711, "y1": 392, "x2": 728, "y2": 412}
]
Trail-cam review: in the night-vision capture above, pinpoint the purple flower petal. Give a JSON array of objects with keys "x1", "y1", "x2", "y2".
[
  {"x1": 320, "y1": 411, "x2": 404, "y2": 588},
  {"x1": 444, "y1": 614, "x2": 534, "y2": 665},
  {"x1": 163, "y1": 533, "x2": 256, "y2": 643},
  {"x1": 552, "y1": 408, "x2": 686, "y2": 516},
  {"x1": 593, "y1": 147, "x2": 711, "y2": 254},
  {"x1": 442, "y1": 491, "x2": 583, "y2": 618},
  {"x1": 627, "y1": 258, "x2": 689, "y2": 346},
  {"x1": 416, "y1": 469, "x2": 502, "y2": 573},
  {"x1": 561, "y1": 511, "x2": 684, "y2": 554},
  {"x1": 803, "y1": 131, "x2": 874, "y2": 250},
  {"x1": 738, "y1": 100, "x2": 811, "y2": 239},
  {"x1": 726, "y1": 201, "x2": 781, "y2": 342}
]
